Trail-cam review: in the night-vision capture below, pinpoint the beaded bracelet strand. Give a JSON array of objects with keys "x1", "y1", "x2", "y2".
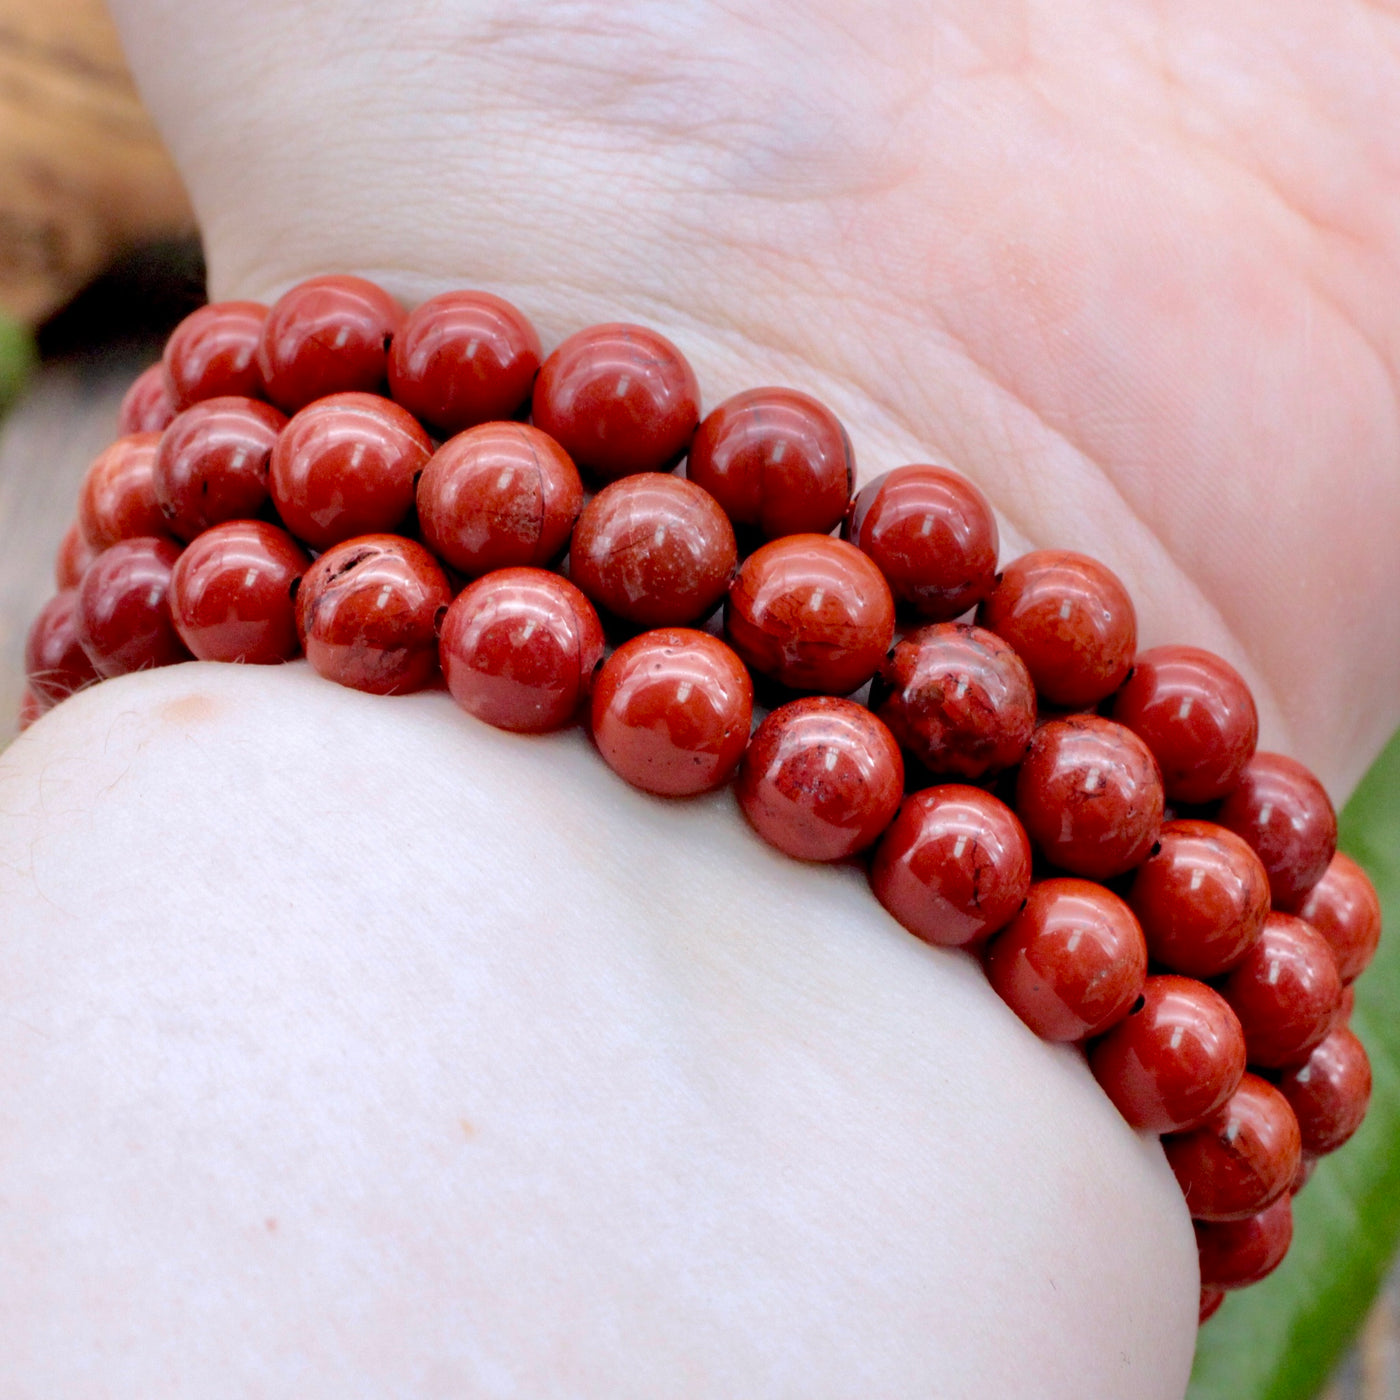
[{"x1": 21, "y1": 275, "x2": 1383, "y2": 1328}]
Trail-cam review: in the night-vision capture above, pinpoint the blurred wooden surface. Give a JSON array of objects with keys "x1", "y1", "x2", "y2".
[{"x1": 0, "y1": 0, "x2": 192, "y2": 323}]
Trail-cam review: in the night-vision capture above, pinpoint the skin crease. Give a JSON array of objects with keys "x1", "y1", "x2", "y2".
[{"x1": 3, "y1": 0, "x2": 1400, "y2": 1394}]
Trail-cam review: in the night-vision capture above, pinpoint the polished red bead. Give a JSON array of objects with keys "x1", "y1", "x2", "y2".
[
  {"x1": 76, "y1": 536, "x2": 190, "y2": 678},
  {"x1": 1219, "y1": 911, "x2": 1343, "y2": 1068},
  {"x1": 869, "y1": 785, "x2": 1032, "y2": 947},
  {"x1": 736, "y1": 697, "x2": 903, "y2": 862},
  {"x1": 417, "y1": 422, "x2": 582, "y2": 577},
  {"x1": 162, "y1": 300, "x2": 268, "y2": 409},
  {"x1": 1199, "y1": 1288, "x2": 1225, "y2": 1324},
  {"x1": 591, "y1": 629, "x2": 753, "y2": 795},
  {"x1": 440, "y1": 568, "x2": 604, "y2": 733},
  {"x1": 256, "y1": 275, "x2": 405, "y2": 412},
  {"x1": 1128, "y1": 820, "x2": 1271, "y2": 978},
  {"x1": 845, "y1": 465, "x2": 999, "y2": 620},
  {"x1": 154, "y1": 396, "x2": 286, "y2": 541},
  {"x1": 977, "y1": 550, "x2": 1136, "y2": 708},
  {"x1": 872, "y1": 623, "x2": 1035, "y2": 779},
  {"x1": 270, "y1": 392, "x2": 432, "y2": 549},
  {"x1": 531, "y1": 323, "x2": 699, "y2": 480},
  {"x1": 118, "y1": 363, "x2": 175, "y2": 435},
  {"x1": 170, "y1": 520, "x2": 309, "y2": 664},
  {"x1": 983, "y1": 878, "x2": 1147, "y2": 1042},
  {"x1": 24, "y1": 589, "x2": 101, "y2": 708},
  {"x1": 1163, "y1": 1073, "x2": 1301, "y2": 1221},
  {"x1": 1088, "y1": 975, "x2": 1246, "y2": 1133},
  {"x1": 1296, "y1": 852, "x2": 1382, "y2": 984},
  {"x1": 1276, "y1": 1026, "x2": 1372, "y2": 1156},
  {"x1": 1197, "y1": 1196, "x2": 1293, "y2": 1290},
  {"x1": 1014, "y1": 716, "x2": 1164, "y2": 880},
  {"x1": 78, "y1": 433, "x2": 167, "y2": 550},
  {"x1": 387, "y1": 290, "x2": 541, "y2": 435},
  {"x1": 55, "y1": 521, "x2": 97, "y2": 590},
  {"x1": 18, "y1": 686, "x2": 41, "y2": 731},
  {"x1": 296, "y1": 535, "x2": 450, "y2": 694},
  {"x1": 1110, "y1": 646, "x2": 1258, "y2": 803},
  {"x1": 1216, "y1": 752, "x2": 1338, "y2": 909},
  {"x1": 687, "y1": 387, "x2": 852, "y2": 538},
  {"x1": 570, "y1": 475, "x2": 738, "y2": 627},
  {"x1": 725, "y1": 534, "x2": 895, "y2": 695}
]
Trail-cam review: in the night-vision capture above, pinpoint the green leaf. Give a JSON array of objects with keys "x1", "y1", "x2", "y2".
[
  {"x1": 1188, "y1": 726, "x2": 1400, "y2": 1400},
  {"x1": 0, "y1": 313, "x2": 36, "y2": 413}
]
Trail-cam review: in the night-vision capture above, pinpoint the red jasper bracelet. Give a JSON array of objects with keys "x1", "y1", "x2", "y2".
[{"x1": 26, "y1": 274, "x2": 1384, "y2": 1330}]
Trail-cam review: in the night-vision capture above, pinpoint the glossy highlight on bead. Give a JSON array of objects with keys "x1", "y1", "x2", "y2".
[
  {"x1": 296, "y1": 534, "x2": 450, "y2": 694},
  {"x1": 726, "y1": 534, "x2": 894, "y2": 695},
  {"x1": 532, "y1": 322, "x2": 699, "y2": 479},
  {"x1": 388, "y1": 289, "x2": 541, "y2": 435},
  {"x1": 417, "y1": 422, "x2": 582, "y2": 577},
  {"x1": 845, "y1": 464, "x2": 999, "y2": 620},
  {"x1": 737, "y1": 696, "x2": 903, "y2": 861},
  {"x1": 983, "y1": 878, "x2": 1147, "y2": 1042},
  {"x1": 591, "y1": 629, "x2": 753, "y2": 795},
  {"x1": 439, "y1": 568, "x2": 604, "y2": 733},
  {"x1": 688, "y1": 386, "x2": 853, "y2": 539},
  {"x1": 870, "y1": 785, "x2": 1032, "y2": 947},
  {"x1": 570, "y1": 474, "x2": 737, "y2": 627},
  {"x1": 170, "y1": 520, "x2": 309, "y2": 664},
  {"x1": 978, "y1": 550, "x2": 1136, "y2": 708}
]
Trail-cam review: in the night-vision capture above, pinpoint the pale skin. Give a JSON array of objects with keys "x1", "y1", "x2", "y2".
[{"x1": 2, "y1": 2, "x2": 1398, "y2": 1395}]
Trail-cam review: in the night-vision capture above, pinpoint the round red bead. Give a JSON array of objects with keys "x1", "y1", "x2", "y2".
[
  {"x1": 872, "y1": 623, "x2": 1035, "y2": 779},
  {"x1": 869, "y1": 785, "x2": 1032, "y2": 947},
  {"x1": 296, "y1": 535, "x2": 449, "y2": 694},
  {"x1": 439, "y1": 568, "x2": 604, "y2": 733},
  {"x1": 570, "y1": 475, "x2": 737, "y2": 627},
  {"x1": 1014, "y1": 716, "x2": 1164, "y2": 880},
  {"x1": 977, "y1": 550, "x2": 1136, "y2": 708},
  {"x1": 118, "y1": 363, "x2": 175, "y2": 435},
  {"x1": 77, "y1": 536, "x2": 190, "y2": 678},
  {"x1": 1196, "y1": 1195, "x2": 1293, "y2": 1290},
  {"x1": 387, "y1": 289, "x2": 541, "y2": 435},
  {"x1": 1216, "y1": 752, "x2": 1338, "y2": 910},
  {"x1": 170, "y1": 520, "x2": 309, "y2": 664},
  {"x1": 1291, "y1": 1152, "x2": 1319, "y2": 1195},
  {"x1": 1338, "y1": 983, "x2": 1356, "y2": 1024},
  {"x1": 736, "y1": 697, "x2": 903, "y2": 862},
  {"x1": 1088, "y1": 975, "x2": 1246, "y2": 1133},
  {"x1": 687, "y1": 386, "x2": 853, "y2": 539},
  {"x1": 162, "y1": 300, "x2": 268, "y2": 409},
  {"x1": 24, "y1": 589, "x2": 101, "y2": 708},
  {"x1": 532, "y1": 323, "x2": 699, "y2": 480},
  {"x1": 1111, "y1": 646, "x2": 1258, "y2": 803},
  {"x1": 1218, "y1": 911, "x2": 1343, "y2": 1069},
  {"x1": 1128, "y1": 820, "x2": 1271, "y2": 978},
  {"x1": 725, "y1": 534, "x2": 895, "y2": 695},
  {"x1": 845, "y1": 464, "x2": 999, "y2": 620},
  {"x1": 55, "y1": 521, "x2": 97, "y2": 590},
  {"x1": 1275, "y1": 1026, "x2": 1372, "y2": 1156},
  {"x1": 1163, "y1": 1073, "x2": 1301, "y2": 1221},
  {"x1": 154, "y1": 396, "x2": 286, "y2": 541},
  {"x1": 256, "y1": 275, "x2": 404, "y2": 413},
  {"x1": 983, "y1": 878, "x2": 1147, "y2": 1042},
  {"x1": 1296, "y1": 852, "x2": 1382, "y2": 984},
  {"x1": 417, "y1": 422, "x2": 582, "y2": 577},
  {"x1": 271, "y1": 392, "x2": 432, "y2": 550},
  {"x1": 78, "y1": 433, "x2": 167, "y2": 550},
  {"x1": 591, "y1": 629, "x2": 753, "y2": 796},
  {"x1": 1199, "y1": 1288, "x2": 1225, "y2": 1324}
]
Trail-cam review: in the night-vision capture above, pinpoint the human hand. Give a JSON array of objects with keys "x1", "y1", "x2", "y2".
[{"x1": 4, "y1": 3, "x2": 1397, "y2": 1395}]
